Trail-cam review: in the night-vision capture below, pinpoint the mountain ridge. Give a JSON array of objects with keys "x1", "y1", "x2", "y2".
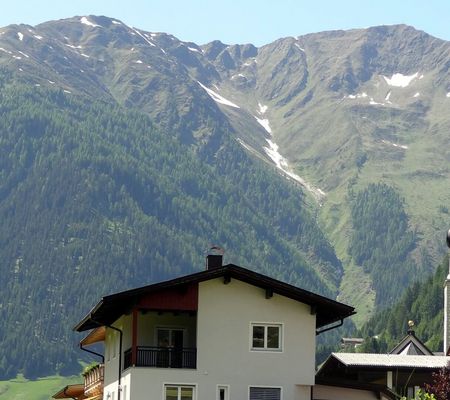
[{"x1": 1, "y1": 16, "x2": 449, "y2": 377}]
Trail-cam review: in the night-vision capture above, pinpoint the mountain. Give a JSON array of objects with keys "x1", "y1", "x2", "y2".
[
  {"x1": 0, "y1": 16, "x2": 449, "y2": 377},
  {"x1": 0, "y1": 17, "x2": 342, "y2": 378}
]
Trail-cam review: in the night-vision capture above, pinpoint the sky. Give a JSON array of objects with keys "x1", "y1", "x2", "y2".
[{"x1": 1, "y1": 0, "x2": 450, "y2": 46}]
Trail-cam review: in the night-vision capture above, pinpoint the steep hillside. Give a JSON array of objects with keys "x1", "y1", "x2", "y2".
[
  {"x1": 358, "y1": 254, "x2": 448, "y2": 353},
  {"x1": 1, "y1": 16, "x2": 450, "y2": 377},
  {"x1": 0, "y1": 82, "x2": 341, "y2": 378}
]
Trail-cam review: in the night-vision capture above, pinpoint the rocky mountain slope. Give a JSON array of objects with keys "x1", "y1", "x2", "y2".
[{"x1": 0, "y1": 16, "x2": 449, "y2": 376}]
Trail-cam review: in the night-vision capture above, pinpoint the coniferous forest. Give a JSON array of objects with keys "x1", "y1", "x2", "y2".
[
  {"x1": 349, "y1": 183, "x2": 419, "y2": 306},
  {"x1": 0, "y1": 82, "x2": 342, "y2": 378},
  {"x1": 1, "y1": 16, "x2": 450, "y2": 381}
]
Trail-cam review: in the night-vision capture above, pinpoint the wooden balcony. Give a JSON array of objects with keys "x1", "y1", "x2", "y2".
[
  {"x1": 83, "y1": 363, "x2": 104, "y2": 397},
  {"x1": 124, "y1": 347, "x2": 196, "y2": 370}
]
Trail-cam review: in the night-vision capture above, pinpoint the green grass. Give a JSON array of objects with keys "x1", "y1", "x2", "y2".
[
  {"x1": 337, "y1": 262, "x2": 376, "y2": 329},
  {"x1": 0, "y1": 375, "x2": 80, "y2": 400}
]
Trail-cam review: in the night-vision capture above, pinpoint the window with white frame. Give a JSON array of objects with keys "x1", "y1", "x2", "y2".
[
  {"x1": 251, "y1": 323, "x2": 282, "y2": 351},
  {"x1": 249, "y1": 387, "x2": 281, "y2": 400},
  {"x1": 164, "y1": 385, "x2": 195, "y2": 400},
  {"x1": 217, "y1": 385, "x2": 229, "y2": 400}
]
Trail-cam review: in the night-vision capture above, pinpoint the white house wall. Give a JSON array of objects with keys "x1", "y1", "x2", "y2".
[
  {"x1": 103, "y1": 277, "x2": 316, "y2": 400},
  {"x1": 196, "y1": 278, "x2": 316, "y2": 399}
]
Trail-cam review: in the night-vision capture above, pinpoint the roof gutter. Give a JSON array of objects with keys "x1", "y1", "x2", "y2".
[
  {"x1": 316, "y1": 319, "x2": 344, "y2": 336},
  {"x1": 79, "y1": 342, "x2": 104, "y2": 363}
]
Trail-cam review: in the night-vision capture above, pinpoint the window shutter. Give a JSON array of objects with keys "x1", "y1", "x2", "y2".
[{"x1": 249, "y1": 387, "x2": 281, "y2": 400}]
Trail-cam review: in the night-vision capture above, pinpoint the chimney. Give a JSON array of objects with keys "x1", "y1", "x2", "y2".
[
  {"x1": 444, "y1": 229, "x2": 450, "y2": 354},
  {"x1": 206, "y1": 246, "x2": 224, "y2": 270}
]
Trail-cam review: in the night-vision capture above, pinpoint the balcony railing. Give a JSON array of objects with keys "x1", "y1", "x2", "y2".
[
  {"x1": 123, "y1": 347, "x2": 196, "y2": 370},
  {"x1": 83, "y1": 363, "x2": 104, "y2": 396}
]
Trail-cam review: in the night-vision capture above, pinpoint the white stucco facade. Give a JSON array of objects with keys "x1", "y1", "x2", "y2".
[{"x1": 101, "y1": 277, "x2": 316, "y2": 400}]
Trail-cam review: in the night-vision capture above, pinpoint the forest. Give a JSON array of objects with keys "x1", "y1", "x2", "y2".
[{"x1": 0, "y1": 83, "x2": 341, "y2": 378}]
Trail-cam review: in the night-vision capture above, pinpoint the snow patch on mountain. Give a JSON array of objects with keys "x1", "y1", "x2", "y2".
[
  {"x1": 369, "y1": 97, "x2": 386, "y2": 106},
  {"x1": 131, "y1": 28, "x2": 156, "y2": 47},
  {"x1": 135, "y1": 60, "x2": 143, "y2": 64},
  {"x1": 187, "y1": 46, "x2": 201, "y2": 53},
  {"x1": 112, "y1": 20, "x2": 122, "y2": 25},
  {"x1": 255, "y1": 117, "x2": 272, "y2": 134},
  {"x1": 0, "y1": 47, "x2": 12, "y2": 55},
  {"x1": 197, "y1": 82, "x2": 240, "y2": 108},
  {"x1": 18, "y1": 51, "x2": 29, "y2": 58},
  {"x1": 236, "y1": 138, "x2": 257, "y2": 154},
  {"x1": 34, "y1": 35, "x2": 43, "y2": 40},
  {"x1": 17, "y1": 32, "x2": 23, "y2": 41},
  {"x1": 258, "y1": 103, "x2": 268, "y2": 114},
  {"x1": 346, "y1": 92, "x2": 368, "y2": 99},
  {"x1": 65, "y1": 44, "x2": 83, "y2": 49},
  {"x1": 263, "y1": 139, "x2": 325, "y2": 201},
  {"x1": 80, "y1": 17, "x2": 101, "y2": 28},
  {"x1": 294, "y1": 43, "x2": 305, "y2": 52},
  {"x1": 413, "y1": 92, "x2": 420, "y2": 98},
  {"x1": 243, "y1": 59, "x2": 256, "y2": 66},
  {"x1": 446, "y1": 93, "x2": 450, "y2": 98},
  {"x1": 382, "y1": 139, "x2": 408, "y2": 150},
  {"x1": 385, "y1": 91, "x2": 391, "y2": 101},
  {"x1": 383, "y1": 72, "x2": 418, "y2": 87}
]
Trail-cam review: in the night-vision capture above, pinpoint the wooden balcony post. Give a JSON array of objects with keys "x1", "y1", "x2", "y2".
[{"x1": 131, "y1": 308, "x2": 138, "y2": 366}]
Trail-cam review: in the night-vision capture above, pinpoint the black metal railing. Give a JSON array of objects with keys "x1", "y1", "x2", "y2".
[{"x1": 123, "y1": 347, "x2": 196, "y2": 370}]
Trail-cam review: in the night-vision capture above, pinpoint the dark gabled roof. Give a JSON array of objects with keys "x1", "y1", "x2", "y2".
[
  {"x1": 74, "y1": 264, "x2": 355, "y2": 332},
  {"x1": 389, "y1": 331, "x2": 434, "y2": 356}
]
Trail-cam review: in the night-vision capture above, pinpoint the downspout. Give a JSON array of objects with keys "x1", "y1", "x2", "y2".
[
  {"x1": 79, "y1": 343, "x2": 105, "y2": 363},
  {"x1": 91, "y1": 318, "x2": 123, "y2": 400}
]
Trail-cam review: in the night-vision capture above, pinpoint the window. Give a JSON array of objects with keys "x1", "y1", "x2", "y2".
[
  {"x1": 164, "y1": 385, "x2": 195, "y2": 400},
  {"x1": 249, "y1": 387, "x2": 281, "y2": 400},
  {"x1": 217, "y1": 385, "x2": 229, "y2": 400},
  {"x1": 251, "y1": 323, "x2": 282, "y2": 351}
]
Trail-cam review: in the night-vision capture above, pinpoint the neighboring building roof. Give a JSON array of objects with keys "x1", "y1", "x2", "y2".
[
  {"x1": 74, "y1": 264, "x2": 355, "y2": 332},
  {"x1": 389, "y1": 330, "x2": 434, "y2": 356},
  {"x1": 324, "y1": 352, "x2": 450, "y2": 369},
  {"x1": 52, "y1": 384, "x2": 85, "y2": 399},
  {"x1": 315, "y1": 378, "x2": 398, "y2": 400}
]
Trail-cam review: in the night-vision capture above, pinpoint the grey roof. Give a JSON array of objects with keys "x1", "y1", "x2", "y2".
[{"x1": 330, "y1": 353, "x2": 450, "y2": 369}]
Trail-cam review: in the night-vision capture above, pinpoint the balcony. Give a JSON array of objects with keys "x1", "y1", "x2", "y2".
[
  {"x1": 124, "y1": 347, "x2": 197, "y2": 370},
  {"x1": 83, "y1": 363, "x2": 104, "y2": 397}
]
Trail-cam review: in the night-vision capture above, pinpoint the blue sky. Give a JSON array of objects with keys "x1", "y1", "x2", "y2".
[{"x1": 1, "y1": 0, "x2": 450, "y2": 46}]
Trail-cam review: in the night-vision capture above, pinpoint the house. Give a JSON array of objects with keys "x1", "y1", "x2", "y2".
[
  {"x1": 70, "y1": 254, "x2": 355, "y2": 400},
  {"x1": 315, "y1": 247, "x2": 450, "y2": 400},
  {"x1": 315, "y1": 352, "x2": 449, "y2": 399}
]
